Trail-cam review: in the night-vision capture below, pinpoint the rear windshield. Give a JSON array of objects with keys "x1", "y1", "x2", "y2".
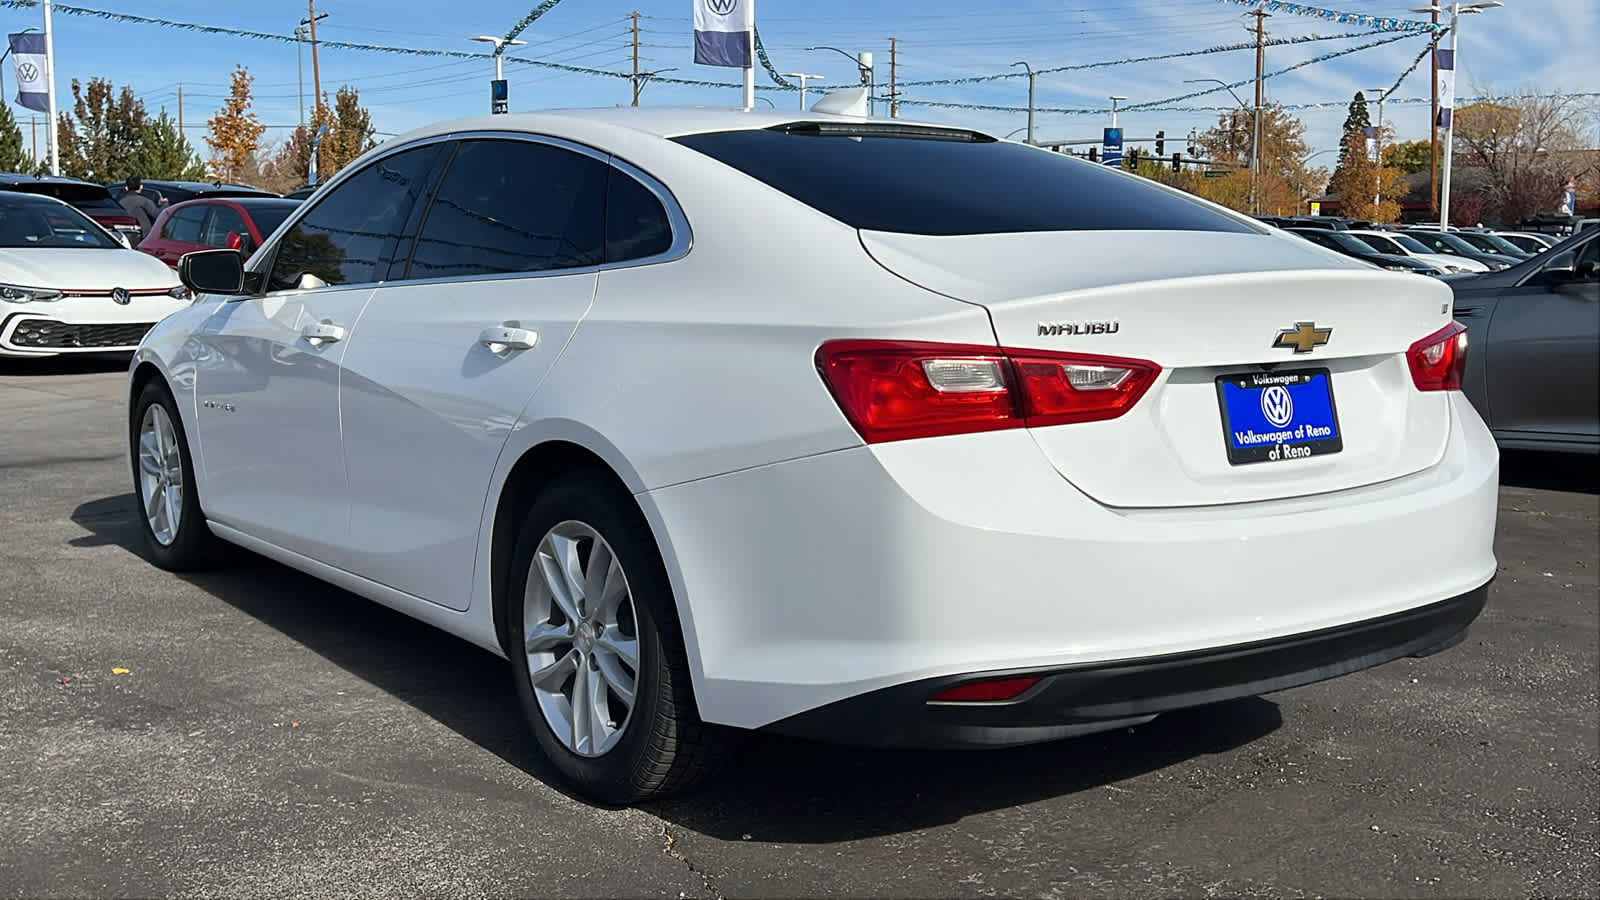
[
  {"x1": 240, "y1": 202, "x2": 298, "y2": 237},
  {"x1": 8, "y1": 183, "x2": 119, "y2": 209},
  {"x1": 671, "y1": 124, "x2": 1256, "y2": 236}
]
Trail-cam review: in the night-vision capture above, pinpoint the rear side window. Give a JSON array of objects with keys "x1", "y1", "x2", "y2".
[
  {"x1": 204, "y1": 205, "x2": 248, "y2": 246},
  {"x1": 405, "y1": 139, "x2": 607, "y2": 280},
  {"x1": 605, "y1": 168, "x2": 673, "y2": 263},
  {"x1": 671, "y1": 125, "x2": 1255, "y2": 236},
  {"x1": 163, "y1": 205, "x2": 207, "y2": 243}
]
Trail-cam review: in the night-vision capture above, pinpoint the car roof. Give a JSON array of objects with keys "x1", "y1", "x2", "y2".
[
  {"x1": 383, "y1": 105, "x2": 988, "y2": 147},
  {"x1": 0, "y1": 172, "x2": 98, "y2": 186}
]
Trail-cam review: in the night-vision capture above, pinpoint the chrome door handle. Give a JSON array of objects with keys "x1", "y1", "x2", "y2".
[
  {"x1": 302, "y1": 320, "x2": 346, "y2": 345},
  {"x1": 478, "y1": 325, "x2": 538, "y2": 356}
]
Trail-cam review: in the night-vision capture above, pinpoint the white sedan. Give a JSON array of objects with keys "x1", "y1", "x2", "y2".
[
  {"x1": 127, "y1": 107, "x2": 1499, "y2": 805},
  {"x1": 0, "y1": 192, "x2": 190, "y2": 357}
]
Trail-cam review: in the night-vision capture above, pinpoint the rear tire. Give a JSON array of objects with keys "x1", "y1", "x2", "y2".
[
  {"x1": 129, "y1": 379, "x2": 219, "y2": 571},
  {"x1": 508, "y1": 469, "x2": 736, "y2": 804}
]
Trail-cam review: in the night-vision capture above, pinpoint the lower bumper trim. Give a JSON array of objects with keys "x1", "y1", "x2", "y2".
[{"x1": 762, "y1": 582, "x2": 1490, "y2": 749}]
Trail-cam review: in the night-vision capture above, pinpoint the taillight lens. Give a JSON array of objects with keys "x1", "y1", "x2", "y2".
[
  {"x1": 816, "y1": 340, "x2": 1161, "y2": 444},
  {"x1": 1407, "y1": 321, "x2": 1468, "y2": 392}
]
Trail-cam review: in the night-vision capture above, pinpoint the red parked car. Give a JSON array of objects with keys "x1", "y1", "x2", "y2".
[{"x1": 137, "y1": 196, "x2": 302, "y2": 267}]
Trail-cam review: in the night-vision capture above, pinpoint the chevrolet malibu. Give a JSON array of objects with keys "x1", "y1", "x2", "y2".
[{"x1": 128, "y1": 108, "x2": 1499, "y2": 804}]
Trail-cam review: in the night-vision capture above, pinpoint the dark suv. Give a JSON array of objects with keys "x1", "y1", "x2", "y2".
[
  {"x1": 0, "y1": 173, "x2": 141, "y2": 240},
  {"x1": 106, "y1": 179, "x2": 278, "y2": 207}
]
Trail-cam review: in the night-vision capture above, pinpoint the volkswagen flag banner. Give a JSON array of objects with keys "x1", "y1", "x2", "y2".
[
  {"x1": 1435, "y1": 47, "x2": 1456, "y2": 129},
  {"x1": 8, "y1": 32, "x2": 49, "y2": 113},
  {"x1": 693, "y1": 0, "x2": 753, "y2": 69}
]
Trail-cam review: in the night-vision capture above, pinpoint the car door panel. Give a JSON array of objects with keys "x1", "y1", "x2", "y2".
[
  {"x1": 1485, "y1": 238, "x2": 1600, "y2": 442},
  {"x1": 337, "y1": 137, "x2": 609, "y2": 610},
  {"x1": 190, "y1": 141, "x2": 449, "y2": 562}
]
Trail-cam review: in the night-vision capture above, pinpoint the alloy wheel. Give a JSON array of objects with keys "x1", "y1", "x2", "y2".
[{"x1": 137, "y1": 404, "x2": 184, "y2": 547}]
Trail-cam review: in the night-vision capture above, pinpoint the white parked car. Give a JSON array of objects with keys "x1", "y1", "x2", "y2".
[
  {"x1": 1343, "y1": 229, "x2": 1490, "y2": 274},
  {"x1": 0, "y1": 192, "x2": 190, "y2": 358},
  {"x1": 127, "y1": 108, "x2": 1499, "y2": 804}
]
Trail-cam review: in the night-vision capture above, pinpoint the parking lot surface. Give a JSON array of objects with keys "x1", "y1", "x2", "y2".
[{"x1": 2, "y1": 356, "x2": 1596, "y2": 899}]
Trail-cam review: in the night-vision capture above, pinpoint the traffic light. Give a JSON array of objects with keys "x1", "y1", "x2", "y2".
[
  {"x1": 1127, "y1": 147, "x2": 1141, "y2": 169},
  {"x1": 1088, "y1": 146, "x2": 1098, "y2": 162},
  {"x1": 1172, "y1": 152, "x2": 1181, "y2": 172},
  {"x1": 1187, "y1": 129, "x2": 1197, "y2": 157},
  {"x1": 1155, "y1": 130, "x2": 1165, "y2": 156}
]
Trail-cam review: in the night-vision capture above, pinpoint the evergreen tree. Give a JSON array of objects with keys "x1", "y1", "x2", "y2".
[
  {"x1": 0, "y1": 102, "x2": 26, "y2": 172},
  {"x1": 1329, "y1": 91, "x2": 1373, "y2": 195},
  {"x1": 135, "y1": 111, "x2": 208, "y2": 180}
]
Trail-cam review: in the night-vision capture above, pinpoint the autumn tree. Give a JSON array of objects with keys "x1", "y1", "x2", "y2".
[
  {"x1": 53, "y1": 77, "x2": 150, "y2": 179},
  {"x1": 1188, "y1": 103, "x2": 1317, "y2": 216},
  {"x1": 1382, "y1": 139, "x2": 1432, "y2": 174},
  {"x1": 1326, "y1": 128, "x2": 1409, "y2": 223},
  {"x1": 1452, "y1": 91, "x2": 1600, "y2": 225},
  {"x1": 135, "y1": 111, "x2": 207, "y2": 180},
  {"x1": 270, "y1": 85, "x2": 377, "y2": 188},
  {"x1": 205, "y1": 65, "x2": 267, "y2": 182},
  {"x1": 0, "y1": 102, "x2": 26, "y2": 172},
  {"x1": 1327, "y1": 92, "x2": 1374, "y2": 199}
]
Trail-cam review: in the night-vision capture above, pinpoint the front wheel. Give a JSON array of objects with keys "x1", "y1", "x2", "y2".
[
  {"x1": 129, "y1": 380, "x2": 218, "y2": 570},
  {"x1": 508, "y1": 471, "x2": 736, "y2": 804}
]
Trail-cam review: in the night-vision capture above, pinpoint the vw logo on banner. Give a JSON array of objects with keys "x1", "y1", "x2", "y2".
[
  {"x1": 17, "y1": 62, "x2": 38, "y2": 81},
  {"x1": 707, "y1": 0, "x2": 737, "y2": 14},
  {"x1": 1260, "y1": 385, "x2": 1294, "y2": 428}
]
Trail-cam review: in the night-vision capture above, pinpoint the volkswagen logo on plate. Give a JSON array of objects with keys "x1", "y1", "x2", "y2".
[
  {"x1": 707, "y1": 0, "x2": 738, "y2": 14},
  {"x1": 111, "y1": 287, "x2": 131, "y2": 306},
  {"x1": 1260, "y1": 385, "x2": 1294, "y2": 428}
]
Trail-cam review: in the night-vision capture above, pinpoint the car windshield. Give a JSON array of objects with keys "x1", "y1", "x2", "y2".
[
  {"x1": 1416, "y1": 232, "x2": 1485, "y2": 255},
  {"x1": 0, "y1": 195, "x2": 121, "y2": 248},
  {"x1": 1384, "y1": 233, "x2": 1435, "y2": 254},
  {"x1": 672, "y1": 124, "x2": 1257, "y2": 236},
  {"x1": 9, "y1": 182, "x2": 121, "y2": 210},
  {"x1": 1308, "y1": 230, "x2": 1371, "y2": 253},
  {"x1": 1474, "y1": 233, "x2": 1529, "y2": 255},
  {"x1": 240, "y1": 202, "x2": 298, "y2": 238}
]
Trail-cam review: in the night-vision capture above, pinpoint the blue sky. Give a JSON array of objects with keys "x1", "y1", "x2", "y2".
[{"x1": 8, "y1": 0, "x2": 1596, "y2": 166}]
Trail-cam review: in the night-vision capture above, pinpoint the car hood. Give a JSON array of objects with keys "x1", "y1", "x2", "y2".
[{"x1": 0, "y1": 247, "x2": 178, "y2": 290}]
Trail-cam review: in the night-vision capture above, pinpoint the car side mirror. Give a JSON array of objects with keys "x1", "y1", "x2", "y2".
[
  {"x1": 1541, "y1": 250, "x2": 1577, "y2": 283},
  {"x1": 178, "y1": 248, "x2": 246, "y2": 295}
]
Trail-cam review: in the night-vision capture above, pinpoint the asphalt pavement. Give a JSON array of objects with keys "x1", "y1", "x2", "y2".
[{"x1": 2, "y1": 355, "x2": 1596, "y2": 899}]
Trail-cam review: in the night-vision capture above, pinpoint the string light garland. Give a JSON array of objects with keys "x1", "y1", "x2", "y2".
[{"x1": 1215, "y1": 0, "x2": 1445, "y2": 33}]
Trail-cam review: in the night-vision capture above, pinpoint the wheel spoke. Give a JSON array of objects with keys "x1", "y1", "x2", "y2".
[
  {"x1": 524, "y1": 620, "x2": 573, "y2": 653},
  {"x1": 585, "y1": 664, "x2": 611, "y2": 749},
  {"x1": 582, "y1": 539, "x2": 614, "y2": 616},
  {"x1": 138, "y1": 431, "x2": 163, "y2": 475},
  {"x1": 593, "y1": 647, "x2": 636, "y2": 709},
  {"x1": 528, "y1": 648, "x2": 578, "y2": 691},
  {"x1": 593, "y1": 554, "x2": 629, "y2": 625},
  {"x1": 149, "y1": 488, "x2": 170, "y2": 538},
  {"x1": 570, "y1": 655, "x2": 592, "y2": 752},
  {"x1": 596, "y1": 628, "x2": 639, "y2": 670},
  {"x1": 535, "y1": 538, "x2": 582, "y2": 623}
]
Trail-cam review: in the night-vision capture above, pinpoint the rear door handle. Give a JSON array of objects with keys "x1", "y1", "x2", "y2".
[
  {"x1": 478, "y1": 325, "x2": 538, "y2": 355},
  {"x1": 301, "y1": 320, "x2": 346, "y2": 346}
]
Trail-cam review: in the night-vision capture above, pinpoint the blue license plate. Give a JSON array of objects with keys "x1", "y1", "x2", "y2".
[{"x1": 1216, "y1": 369, "x2": 1343, "y2": 465}]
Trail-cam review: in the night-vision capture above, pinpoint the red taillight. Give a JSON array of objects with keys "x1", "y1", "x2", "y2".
[
  {"x1": 1407, "y1": 321, "x2": 1468, "y2": 392},
  {"x1": 930, "y1": 676, "x2": 1043, "y2": 703},
  {"x1": 815, "y1": 340, "x2": 1161, "y2": 444}
]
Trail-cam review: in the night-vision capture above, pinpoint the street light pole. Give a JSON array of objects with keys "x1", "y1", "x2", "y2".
[
  {"x1": 470, "y1": 35, "x2": 526, "y2": 113},
  {"x1": 1413, "y1": 1, "x2": 1500, "y2": 230},
  {"x1": 1186, "y1": 77, "x2": 1255, "y2": 207},
  {"x1": 1367, "y1": 87, "x2": 1387, "y2": 210},
  {"x1": 1011, "y1": 61, "x2": 1035, "y2": 145},
  {"x1": 634, "y1": 67, "x2": 678, "y2": 103},
  {"x1": 807, "y1": 46, "x2": 874, "y2": 115},
  {"x1": 784, "y1": 73, "x2": 825, "y2": 110}
]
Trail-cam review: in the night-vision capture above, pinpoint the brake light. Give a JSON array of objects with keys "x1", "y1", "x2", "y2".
[
  {"x1": 1407, "y1": 321, "x2": 1468, "y2": 392},
  {"x1": 816, "y1": 340, "x2": 1161, "y2": 443}
]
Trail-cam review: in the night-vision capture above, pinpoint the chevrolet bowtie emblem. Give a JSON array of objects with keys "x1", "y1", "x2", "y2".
[{"x1": 1273, "y1": 321, "x2": 1332, "y2": 354}]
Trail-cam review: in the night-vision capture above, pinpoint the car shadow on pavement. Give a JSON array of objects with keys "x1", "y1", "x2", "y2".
[
  {"x1": 1499, "y1": 450, "x2": 1599, "y2": 495},
  {"x1": 72, "y1": 492, "x2": 1283, "y2": 839}
]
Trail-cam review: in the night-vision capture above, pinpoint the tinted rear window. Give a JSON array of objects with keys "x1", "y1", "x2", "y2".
[
  {"x1": 671, "y1": 124, "x2": 1255, "y2": 236},
  {"x1": 8, "y1": 183, "x2": 119, "y2": 209},
  {"x1": 238, "y1": 201, "x2": 299, "y2": 238}
]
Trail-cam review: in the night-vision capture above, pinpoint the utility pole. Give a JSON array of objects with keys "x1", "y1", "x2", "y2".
[
  {"x1": 177, "y1": 83, "x2": 183, "y2": 137},
  {"x1": 30, "y1": 115, "x2": 36, "y2": 161},
  {"x1": 888, "y1": 37, "x2": 898, "y2": 118},
  {"x1": 296, "y1": 24, "x2": 308, "y2": 126},
  {"x1": 1368, "y1": 87, "x2": 1386, "y2": 211},
  {"x1": 303, "y1": 1, "x2": 327, "y2": 119},
  {"x1": 1429, "y1": 2, "x2": 1440, "y2": 215},
  {"x1": 630, "y1": 11, "x2": 641, "y2": 106},
  {"x1": 1250, "y1": 8, "x2": 1269, "y2": 215},
  {"x1": 1012, "y1": 61, "x2": 1035, "y2": 144}
]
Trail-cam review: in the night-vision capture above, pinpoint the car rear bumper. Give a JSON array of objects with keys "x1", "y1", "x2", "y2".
[
  {"x1": 761, "y1": 581, "x2": 1488, "y2": 748},
  {"x1": 642, "y1": 392, "x2": 1499, "y2": 734}
]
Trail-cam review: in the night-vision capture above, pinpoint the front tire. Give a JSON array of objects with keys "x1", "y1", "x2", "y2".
[
  {"x1": 129, "y1": 379, "x2": 218, "y2": 571},
  {"x1": 508, "y1": 470, "x2": 735, "y2": 804}
]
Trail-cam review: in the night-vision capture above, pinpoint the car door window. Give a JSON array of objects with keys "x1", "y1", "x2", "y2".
[
  {"x1": 204, "y1": 205, "x2": 249, "y2": 246},
  {"x1": 1574, "y1": 238, "x2": 1599, "y2": 280},
  {"x1": 266, "y1": 143, "x2": 445, "y2": 292},
  {"x1": 404, "y1": 138, "x2": 606, "y2": 280},
  {"x1": 162, "y1": 205, "x2": 207, "y2": 243}
]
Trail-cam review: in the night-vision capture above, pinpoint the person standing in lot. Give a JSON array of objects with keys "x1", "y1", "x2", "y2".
[{"x1": 117, "y1": 176, "x2": 161, "y2": 241}]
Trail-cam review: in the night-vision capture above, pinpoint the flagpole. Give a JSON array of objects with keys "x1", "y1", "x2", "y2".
[
  {"x1": 742, "y1": 0, "x2": 754, "y2": 110},
  {"x1": 42, "y1": 0, "x2": 58, "y2": 175}
]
